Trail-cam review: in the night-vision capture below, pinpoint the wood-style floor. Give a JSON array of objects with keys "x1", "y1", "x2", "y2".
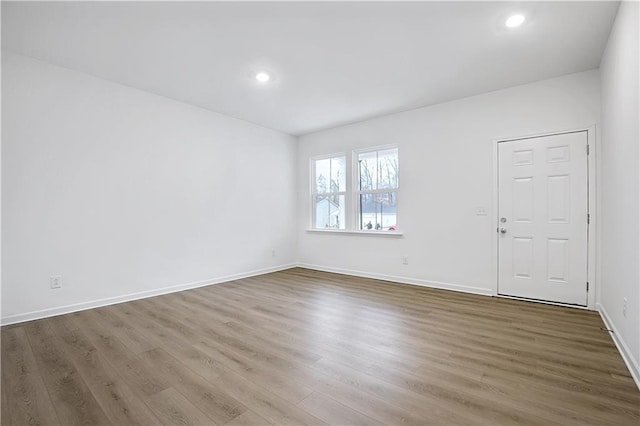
[{"x1": 2, "y1": 268, "x2": 639, "y2": 426}]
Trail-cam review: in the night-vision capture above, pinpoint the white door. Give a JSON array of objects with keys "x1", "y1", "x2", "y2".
[{"x1": 498, "y1": 131, "x2": 589, "y2": 305}]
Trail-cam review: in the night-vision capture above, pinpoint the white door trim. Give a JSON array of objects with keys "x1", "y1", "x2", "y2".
[{"x1": 491, "y1": 125, "x2": 597, "y2": 310}]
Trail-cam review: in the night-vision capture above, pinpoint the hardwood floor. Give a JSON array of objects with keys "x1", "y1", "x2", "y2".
[{"x1": 2, "y1": 268, "x2": 639, "y2": 425}]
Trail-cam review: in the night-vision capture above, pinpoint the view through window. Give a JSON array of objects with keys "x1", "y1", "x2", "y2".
[
  {"x1": 311, "y1": 148, "x2": 398, "y2": 231},
  {"x1": 357, "y1": 148, "x2": 398, "y2": 231},
  {"x1": 312, "y1": 155, "x2": 346, "y2": 229}
]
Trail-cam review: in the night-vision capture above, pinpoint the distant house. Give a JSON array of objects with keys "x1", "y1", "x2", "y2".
[{"x1": 315, "y1": 197, "x2": 341, "y2": 228}]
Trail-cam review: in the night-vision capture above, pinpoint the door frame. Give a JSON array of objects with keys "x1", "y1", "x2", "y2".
[{"x1": 491, "y1": 125, "x2": 598, "y2": 310}]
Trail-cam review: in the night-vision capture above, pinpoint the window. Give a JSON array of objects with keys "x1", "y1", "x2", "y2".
[
  {"x1": 310, "y1": 147, "x2": 399, "y2": 233},
  {"x1": 357, "y1": 148, "x2": 398, "y2": 231},
  {"x1": 312, "y1": 155, "x2": 346, "y2": 229}
]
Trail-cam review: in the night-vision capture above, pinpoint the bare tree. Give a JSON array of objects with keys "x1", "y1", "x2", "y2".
[
  {"x1": 317, "y1": 173, "x2": 328, "y2": 193},
  {"x1": 359, "y1": 160, "x2": 374, "y2": 190}
]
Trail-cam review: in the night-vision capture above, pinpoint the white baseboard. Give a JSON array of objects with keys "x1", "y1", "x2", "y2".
[
  {"x1": 297, "y1": 263, "x2": 494, "y2": 297},
  {"x1": 597, "y1": 303, "x2": 640, "y2": 390},
  {"x1": 1, "y1": 264, "x2": 297, "y2": 326}
]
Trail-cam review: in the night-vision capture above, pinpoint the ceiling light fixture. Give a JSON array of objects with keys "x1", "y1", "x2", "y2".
[
  {"x1": 255, "y1": 72, "x2": 271, "y2": 83},
  {"x1": 505, "y1": 14, "x2": 525, "y2": 28}
]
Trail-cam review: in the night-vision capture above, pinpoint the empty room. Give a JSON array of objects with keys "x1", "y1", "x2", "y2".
[{"x1": 1, "y1": 1, "x2": 639, "y2": 425}]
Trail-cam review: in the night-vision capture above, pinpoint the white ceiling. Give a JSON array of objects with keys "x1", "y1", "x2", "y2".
[{"x1": 2, "y1": 1, "x2": 619, "y2": 136}]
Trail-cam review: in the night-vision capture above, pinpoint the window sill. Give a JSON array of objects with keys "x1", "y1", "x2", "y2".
[{"x1": 306, "y1": 229, "x2": 404, "y2": 237}]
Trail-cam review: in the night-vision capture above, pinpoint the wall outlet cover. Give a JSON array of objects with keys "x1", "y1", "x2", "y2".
[{"x1": 50, "y1": 276, "x2": 62, "y2": 289}]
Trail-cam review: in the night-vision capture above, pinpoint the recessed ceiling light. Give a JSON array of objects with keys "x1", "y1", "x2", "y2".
[
  {"x1": 505, "y1": 14, "x2": 525, "y2": 28},
  {"x1": 255, "y1": 72, "x2": 271, "y2": 83}
]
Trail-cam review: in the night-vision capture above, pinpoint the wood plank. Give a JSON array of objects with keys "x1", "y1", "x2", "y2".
[
  {"x1": 1, "y1": 326, "x2": 60, "y2": 426},
  {"x1": 47, "y1": 315, "x2": 160, "y2": 425},
  {"x1": 307, "y1": 356, "x2": 484, "y2": 425},
  {"x1": 145, "y1": 387, "x2": 215, "y2": 426},
  {"x1": 109, "y1": 301, "x2": 226, "y2": 383},
  {"x1": 65, "y1": 311, "x2": 140, "y2": 368},
  {"x1": 85, "y1": 306, "x2": 155, "y2": 354},
  {"x1": 138, "y1": 348, "x2": 247, "y2": 425},
  {"x1": 23, "y1": 321, "x2": 111, "y2": 426},
  {"x1": 212, "y1": 369, "x2": 327, "y2": 425},
  {"x1": 224, "y1": 409, "x2": 273, "y2": 426},
  {"x1": 297, "y1": 391, "x2": 383, "y2": 426},
  {"x1": 303, "y1": 369, "x2": 431, "y2": 426},
  {"x1": 118, "y1": 354, "x2": 172, "y2": 397},
  {"x1": 1, "y1": 376, "x2": 11, "y2": 426}
]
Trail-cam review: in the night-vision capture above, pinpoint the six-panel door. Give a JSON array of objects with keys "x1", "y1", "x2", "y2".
[{"x1": 498, "y1": 131, "x2": 589, "y2": 305}]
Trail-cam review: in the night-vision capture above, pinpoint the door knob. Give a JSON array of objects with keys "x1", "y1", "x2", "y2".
[{"x1": 500, "y1": 228, "x2": 507, "y2": 234}]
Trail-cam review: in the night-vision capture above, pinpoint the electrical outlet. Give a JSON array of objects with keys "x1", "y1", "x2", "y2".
[
  {"x1": 50, "y1": 275, "x2": 62, "y2": 289},
  {"x1": 623, "y1": 297, "x2": 627, "y2": 317},
  {"x1": 271, "y1": 249, "x2": 277, "y2": 258},
  {"x1": 402, "y1": 256, "x2": 409, "y2": 265}
]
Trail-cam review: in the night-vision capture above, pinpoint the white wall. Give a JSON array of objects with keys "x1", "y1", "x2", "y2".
[
  {"x1": 599, "y1": 1, "x2": 640, "y2": 385},
  {"x1": 297, "y1": 70, "x2": 600, "y2": 295},
  {"x1": 2, "y1": 52, "x2": 297, "y2": 323}
]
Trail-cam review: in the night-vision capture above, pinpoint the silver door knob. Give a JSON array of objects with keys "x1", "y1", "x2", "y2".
[{"x1": 500, "y1": 228, "x2": 507, "y2": 234}]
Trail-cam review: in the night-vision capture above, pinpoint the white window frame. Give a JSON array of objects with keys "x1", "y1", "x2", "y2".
[
  {"x1": 307, "y1": 146, "x2": 401, "y2": 236},
  {"x1": 353, "y1": 145, "x2": 400, "y2": 232},
  {"x1": 310, "y1": 153, "x2": 348, "y2": 230}
]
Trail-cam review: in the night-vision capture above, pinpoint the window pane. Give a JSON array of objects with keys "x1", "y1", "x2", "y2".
[
  {"x1": 358, "y1": 151, "x2": 378, "y2": 191},
  {"x1": 315, "y1": 195, "x2": 345, "y2": 229},
  {"x1": 359, "y1": 192, "x2": 397, "y2": 231},
  {"x1": 315, "y1": 156, "x2": 345, "y2": 194},
  {"x1": 377, "y1": 148, "x2": 399, "y2": 189},
  {"x1": 315, "y1": 158, "x2": 330, "y2": 193},
  {"x1": 330, "y1": 156, "x2": 346, "y2": 193}
]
